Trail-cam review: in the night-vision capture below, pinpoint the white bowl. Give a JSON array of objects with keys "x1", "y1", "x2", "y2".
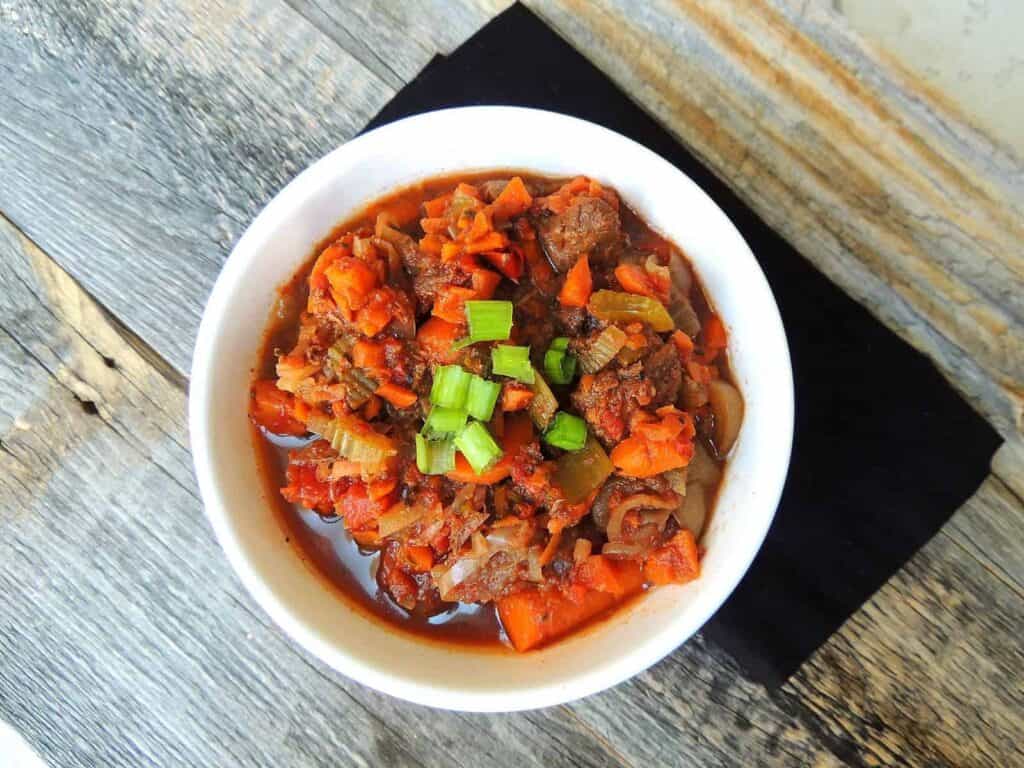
[{"x1": 189, "y1": 106, "x2": 793, "y2": 712}]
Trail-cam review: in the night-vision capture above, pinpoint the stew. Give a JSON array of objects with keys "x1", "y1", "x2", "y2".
[{"x1": 250, "y1": 172, "x2": 743, "y2": 651}]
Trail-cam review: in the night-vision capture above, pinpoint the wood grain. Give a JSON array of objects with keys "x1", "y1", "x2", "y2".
[
  {"x1": 2, "y1": 208, "x2": 1022, "y2": 766},
  {"x1": 0, "y1": 214, "x2": 631, "y2": 767},
  {"x1": 0, "y1": 0, "x2": 393, "y2": 373},
  {"x1": 518, "y1": 0, "x2": 1024, "y2": 438}
]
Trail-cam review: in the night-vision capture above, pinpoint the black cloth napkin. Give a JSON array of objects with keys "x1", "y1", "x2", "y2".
[{"x1": 363, "y1": 3, "x2": 1000, "y2": 687}]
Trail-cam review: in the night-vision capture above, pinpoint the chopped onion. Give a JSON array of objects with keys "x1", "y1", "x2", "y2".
[
  {"x1": 607, "y1": 493, "x2": 678, "y2": 541},
  {"x1": 640, "y1": 510, "x2": 672, "y2": 530},
  {"x1": 664, "y1": 468, "x2": 689, "y2": 496},
  {"x1": 377, "y1": 503, "x2": 425, "y2": 538},
  {"x1": 486, "y1": 522, "x2": 531, "y2": 551},
  {"x1": 471, "y1": 531, "x2": 489, "y2": 558},
  {"x1": 673, "y1": 483, "x2": 708, "y2": 538},
  {"x1": 577, "y1": 326, "x2": 627, "y2": 374},
  {"x1": 707, "y1": 379, "x2": 744, "y2": 455},
  {"x1": 435, "y1": 556, "x2": 481, "y2": 600},
  {"x1": 687, "y1": 442, "x2": 722, "y2": 487},
  {"x1": 526, "y1": 547, "x2": 544, "y2": 582},
  {"x1": 602, "y1": 542, "x2": 646, "y2": 557},
  {"x1": 352, "y1": 236, "x2": 376, "y2": 261},
  {"x1": 573, "y1": 538, "x2": 593, "y2": 563}
]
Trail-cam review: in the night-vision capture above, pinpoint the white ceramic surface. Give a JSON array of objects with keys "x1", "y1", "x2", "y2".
[{"x1": 189, "y1": 106, "x2": 794, "y2": 712}]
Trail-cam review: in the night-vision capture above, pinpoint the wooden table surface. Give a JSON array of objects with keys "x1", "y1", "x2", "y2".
[{"x1": 2, "y1": 1, "x2": 1022, "y2": 766}]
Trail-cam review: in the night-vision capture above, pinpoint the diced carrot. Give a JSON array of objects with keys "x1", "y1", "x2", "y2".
[
  {"x1": 575, "y1": 555, "x2": 632, "y2": 596},
  {"x1": 625, "y1": 332, "x2": 648, "y2": 350},
  {"x1": 362, "y1": 395, "x2": 382, "y2": 420},
  {"x1": 432, "y1": 285, "x2": 476, "y2": 325},
  {"x1": 611, "y1": 432, "x2": 694, "y2": 478},
  {"x1": 644, "y1": 529, "x2": 701, "y2": 585},
  {"x1": 471, "y1": 269, "x2": 502, "y2": 299},
  {"x1": 422, "y1": 192, "x2": 452, "y2": 218},
  {"x1": 420, "y1": 217, "x2": 449, "y2": 235},
  {"x1": 310, "y1": 244, "x2": 346, "y2": 292},
  {"x1": 501, "y1": 383, "x2": 534, "y2": 412},
  {"x1": 352, "y1": 339, "x2": 385, "y2": 370},
  {"x1": 336, "y1": 483, "x2": 391, "y2": 532},
  {"x1": 441, "y1": 242, "x2": 462, "y2": 262},
  {"x1": 558, "y1": 255, "x2": 592, "y2": 308},
  {"x1": 368, "y1": 476, "x2": 398, "y2": 501},
  {"x1": 517, "y1": 232, "x2": 558, "y2": 295},
  {"x1": 633, "y1": 412, "x2": 691, "y2": 442},
  {"x1": 465, "y1": 210, "x2": 493, "y2": 242},
  {"x1": 354, "y1": 289, "x2": 393, "y2": 337},
  {"x1": 352, "y1": 530, "x2": 381, "y2": 548},
  {"x1": 375, "y1": 381, "x2": 418, "y2": 409},
  {"x1": 446, "y1": 412, "x2": 532, "y2": 485},
  {"x1": 293, "y1": 398, "x2": 311, "y2": 423},
  {"x1": 671, "y1": 330, "x2": 694, "y2": 362},
  {"x1": 697, "y1": 314, "x2": 728, "y2": 363},
  {"x1": 497, "y1": 559, "x2": 643, "y2": 651},
  {"x1": 487, "y1": 176, "x2": 533, "y2": 220},
  {"x1": 614, "y1": 264, "x2": 656, "y2": 298},
  {"x1": 686, "y1": 359, "x2": 717, "y2": 384},
  {"x1": 419, "y1": 234, "x2": 447, "y2": 256},
  {"x1": 481, "y1": 249, "x2": 524, "y2": 281},
  {"x1": 416, "y1": 316, "x2": 462, "y2": 364},
  {"x1": 463, "y1": 231, "x2": 509, "y2": 255},
  {"x1": 405, "y1": 544, "x2": 434, "y2": 572},
  {"x1": 325, "y1": 257, "x2": 378, "y2": 312},
  {"x1": 250, "y1": 379, "x2": 307, "y2": 435}
]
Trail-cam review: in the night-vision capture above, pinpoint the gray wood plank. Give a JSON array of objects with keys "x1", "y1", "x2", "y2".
[
  {"x1": 0, "y1": 216, "x2": 629, "y2": 767},
  {"x1": 782, "y1": 480, "x2": 1024, "y2": 767},
  {"x1": 0, "y1": 0, "x2": 394, "y2": 374}
]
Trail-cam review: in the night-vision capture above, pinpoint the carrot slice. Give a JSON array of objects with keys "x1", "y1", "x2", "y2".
[
  {"x1": 405, "y1": 545, "x2": 434, "y2": 572},
  {"x1": 644, "y1": 529, "x2": 701, "y2": 585},
  {"x1": 671, "y1": 330, "x2": 694, "y2": 361},
  {"x1": 446, "y1": 412, "x2": 533, "y2": 485},
  {"x1": 432, "y1": 285, "x2": 476, "y2": 325},
  {"x1": 497, "y1": 560, "x2": 643, "y2": 651},
  {"x1": 422, "y1": 192, "x2": 452, "y2": 218},
  {"x1": 352, "y1": 339, "x2": 385, "y2": 370},
  {"x1": 487, "y1": 176, "x2": 533, "y2": 220},
  {"x1": 250, "y1": 380, "x2": 306, "y2": 435},
  {"x1": 465, "y1": 210, "x2": 493, "y2": 242},
  {"x1": 416, "y1": 316, "x2": 462, "y2": 364},
  {"x1": 614, "y1": 264, "x2": 656, "y2": 298},
  {"x1": 471, "y1": 269, "x2": 502, "y2": 299},
  {"x1": 420, "y1": 217, "x2": 449, "y2": 235},
  {"x1": 558, "y1": 255, "x2": 592, "y2": 307},
  {"x1": 375, "y1": 381, "x2": 418, "y2": 409},
  {"x1": 462, "y1": 231, "x2": 508, "y2": 255}
]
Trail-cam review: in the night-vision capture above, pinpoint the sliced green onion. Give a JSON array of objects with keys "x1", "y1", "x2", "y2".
[
  {"x1": 543, "y1": 411, "x2": 588, "y2": 451},
  {"x1": 543, "y1": 338, "x2": 577, "y2": 385},
  {"x1": 454, "y1": 421, "x2": 503, "y2": 475},
  {"x1": 466, "y1": 375, "x2": 501, "y2": 422},
  {"x1": 491, "y1": 345, "x2": 535, "y2": 383},
  {"x1": 465, "y1": 300, "x2": 513, "y2": 342},
  {"x1": 422, "y1": 406, "x2": 468, "y2": 438},
  {"x1": 550, "y1": 337, "x2": 570, "y2": 352},
  {"x1": 430, "y1": 364, "x2": 471, "y2": 408},
  {"x1": 554, "y1": 437, "x2": 613, "y2": 503},
  {"x1": 416, "y1": 433, "x2": 456, "y2": 475},
  {"x1": 527, "y1": 368, "x2": 558, "y2": 430}
]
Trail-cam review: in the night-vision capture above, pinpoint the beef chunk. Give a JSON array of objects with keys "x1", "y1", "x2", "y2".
[
  {"x1": 571, "y1": 362, "x2": 655, "y2": 446},
  {"x1": 536, "y1": 196, "x2": 621, "y2": 273},
  {"x1": 644, "y1": 341, "x2": 682, "y2": 407}
]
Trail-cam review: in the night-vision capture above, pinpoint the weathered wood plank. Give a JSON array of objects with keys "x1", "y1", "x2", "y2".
[
  {"x1": 517, "y1": 0, "x2": 1024, "y2": 438},
  {"x1": 0, "y1": 0, "x2": 393, "y2": 373},
  {"x1": 0, "y1": 216, "x2": 629, "y2": 767},
  {"x1": 780, "y1": 478, "x2": 1024, "y2": 767}
]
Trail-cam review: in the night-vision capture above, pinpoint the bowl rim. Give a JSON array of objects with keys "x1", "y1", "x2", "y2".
[{"x1": 189, "y1": 105, "x2": 794, "y2": 711}]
